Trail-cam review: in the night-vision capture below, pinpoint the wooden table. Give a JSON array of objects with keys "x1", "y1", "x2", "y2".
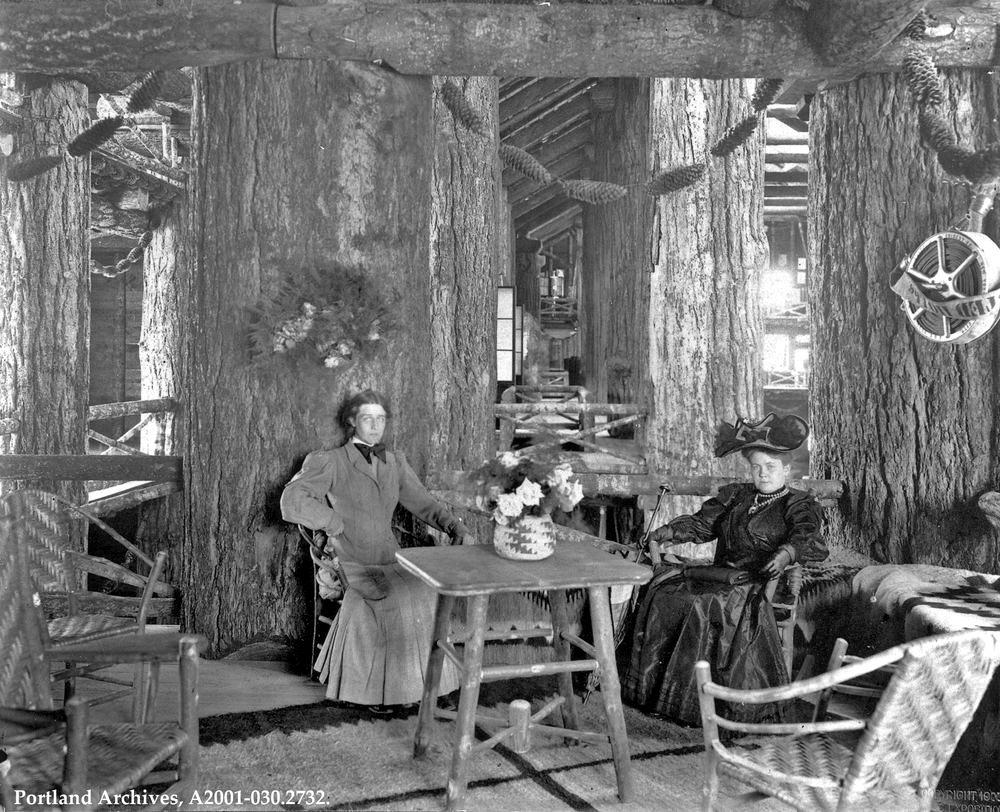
[{"x1": 397, "y1": 542, "x2": 651, "y2": 812}]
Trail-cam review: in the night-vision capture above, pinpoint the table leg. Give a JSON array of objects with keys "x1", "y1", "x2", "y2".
[
  {"x1": 414, "y1": 593, "x2": 455, "y2": 758},
  {"x1": 445, "y1": 593, "x2": 489, "y2": 812},
  {"x1": 548, "y1": 588, "x2": 580, "y2": 735},
  {"x1": 588, "y1": 585, "x2": 633, "y2": 803}
]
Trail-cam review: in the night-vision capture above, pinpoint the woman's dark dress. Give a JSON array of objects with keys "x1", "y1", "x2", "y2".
[{"x1": 623, "y1": 483, "x2": 827, "y2": 725}]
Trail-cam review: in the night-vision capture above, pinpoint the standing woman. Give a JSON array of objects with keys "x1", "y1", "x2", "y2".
[
  {"x1": 623, "y1": 414, "x2": 828, "y2": 725},
  {"x1": 281, "y1": 389, "x2": 471, "y2": 711}
]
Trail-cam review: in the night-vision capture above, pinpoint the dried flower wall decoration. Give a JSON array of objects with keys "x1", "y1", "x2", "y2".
[{"x1": 247, "y1": 265, "x2": 400, "y2": 371}]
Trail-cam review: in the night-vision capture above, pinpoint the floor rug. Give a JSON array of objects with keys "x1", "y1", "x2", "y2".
[{"x1": 190, "y1": 681, "x2": 786, "y2": 812}]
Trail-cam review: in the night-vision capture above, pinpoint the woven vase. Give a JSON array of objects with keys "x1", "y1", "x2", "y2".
[{"x1": 493, "y1": 514, "x2": 557, "y2": 561}]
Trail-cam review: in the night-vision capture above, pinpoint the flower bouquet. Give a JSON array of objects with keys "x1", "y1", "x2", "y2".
[{"x1": 469, "y1": 453, "x2": 585, "y2": 560}]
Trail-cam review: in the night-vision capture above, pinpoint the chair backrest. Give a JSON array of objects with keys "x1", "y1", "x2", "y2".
[
  {"x1": 840, "y1": 630, "x2": 1000, "y2": 805},
  {"x1": 0, "y1": 492, "x2": 57, "y2": 710},
  {"x1": 10, "y1": 489, "x2": 78, "y2": 593}
]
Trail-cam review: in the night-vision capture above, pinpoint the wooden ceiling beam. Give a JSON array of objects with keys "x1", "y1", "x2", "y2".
[
  {"x1": 806, "y1": 0, "x2": 928, "y2": 66},
  {"x1": 504, "y1": 97, "x2": 592, "y2": 152},
  {"x1": 520, "y1": 199, "x2": 582, "y2": 238},
  {"x1": 501, "y1": 79, "x2": 597, "y2": 138},
  {"x1": 3, "y1": 1, "x2": 997, "y2": 77},
  {"x1": 512, "y1": 179, "x2": 578, "y2": 221},
  {"x1": 531, "y1": 212, "x2": 582, "y2": 246}
]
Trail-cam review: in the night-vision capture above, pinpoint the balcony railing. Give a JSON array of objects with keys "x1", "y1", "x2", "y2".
[{"x1": 764, "y1": 368, "x2": 809, "y2": 389}]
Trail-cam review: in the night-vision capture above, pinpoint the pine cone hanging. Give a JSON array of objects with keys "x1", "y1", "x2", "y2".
[
  {"x1": 499, "y1": 143, "x2": 552, "y2": 183},
  {"x1": 902, "y1": 46, "x2": 943, "y2": 107},
  {"x1": 710, "y1": 114, "x2": 760, "y2": 157},
  {"x1": 559, "y1": 179, "x2": 628, "y2": 205},
  {"x1": 5, "y1": 154, "x2": 62, "y2": 182},
  {"x1": 440, "y1": 80, "x2": 486, "y2": 136},
  {"x1": 981, "y1": 143, "x2": 1000, "y2": 182},
  {"x1": 750, "y1": 79, "x2": 783, "y2": 113},
  {"x1": 645, "y1": 163, "x2": 706, "y2": 196},
  {"x1": 126, "y1": 72, "x2": 165, "y2": 114},
  {"x1": 902, "y1": 10, "x2": 929, "y2": 41},
  {"x1": 67, "y1": 116, "x2": 123, "y2": 157},
  {"x1": 918, "y1": 107, "x2": 956, "y2": 152},
  {"x1": 937, "y1": 144, "x2": 975, "y2": 180}
]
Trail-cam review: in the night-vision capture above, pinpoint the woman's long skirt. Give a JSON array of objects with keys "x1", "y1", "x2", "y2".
[
  {"x1": 315, "y1": 561, "x2": 461, "y2": 706},
  {"x1": 623, "y1": 571, "x2": 789, "y2": 725}
]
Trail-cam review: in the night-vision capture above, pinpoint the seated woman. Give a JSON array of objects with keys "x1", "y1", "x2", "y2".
[
  {"x1": 623, "y1": 413, "x2": 828, "y2": 725},
  {"x1": 280, "y1": 390, "x2": 472, "y2": 712}
]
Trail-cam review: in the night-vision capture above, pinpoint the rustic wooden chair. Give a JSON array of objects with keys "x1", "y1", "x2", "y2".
[
  {"x1": 297, "y1": 525, "x2": 347, "y2": 672},
  {"x1": 4, "y1": 489, "x2": 176, "y2": 722},
  {"x1": 0, "y1": 498, "x2": 204, "y2": 812},
  {"x1": 647, "y1": 534, "x2": 802, "y2": 676},
  {"x1": 695, "y1": 629, "x2": 1000, "y2": 811}
]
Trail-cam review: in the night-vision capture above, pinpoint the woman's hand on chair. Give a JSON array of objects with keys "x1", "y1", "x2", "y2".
[{"x1": 761, "y1": 547, "x2": 792, "y2": 579}]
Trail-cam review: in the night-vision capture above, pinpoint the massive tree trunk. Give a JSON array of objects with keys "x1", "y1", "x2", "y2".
[
  {"x1": 427, "y1": 76, "x2": 500, "y2": 477},
  {"x1": 140, "y1": 201, "x2": 185, "y2": 456},
  {"x1": 810, "y1": 71, "x2": 1000, "y2": 574},
  {"x1": 182, "y1": 61, "x2": 435, "y2": 656},
  {"x1": 0, "y1": 77, "x2": 89, "y2": 512},
  {"x1": 646, "y1": 78, "x2": 766, "y2": 501},
  {"x1": 582, "y1": 78, "x2": 652, "y2": 406}
]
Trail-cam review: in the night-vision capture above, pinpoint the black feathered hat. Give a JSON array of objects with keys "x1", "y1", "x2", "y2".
[{"x1": 713, "y1": 413, "x2": 809, "y2": 458}]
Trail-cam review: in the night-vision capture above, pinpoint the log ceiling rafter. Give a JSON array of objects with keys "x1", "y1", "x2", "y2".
[
  {"x1": 500, "y1": 79, "x2": 598, "y2": 137},
  {"x1": 2, "y1": 1, "x2": 997, "y2": 77},
  {"x1": 806, "y1": 0, "x2": 931, "y2": 66},
  {"x1": 504, "y1": 96, "x2": 592, "y2": 152},
  {"x1": 519, "y1": 196, "x2": 581, "y2": 237}
]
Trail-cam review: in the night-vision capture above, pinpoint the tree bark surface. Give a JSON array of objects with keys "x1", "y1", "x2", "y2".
[
  {"x1": 183, "y1": 61, "x2": 435, "y2": 655},
  {"x1": 582, "y1": 78, "x2": 651, "y2": 406},
  {"x1": 0, "y1": 77, "x2": 89, "y2": 511},
  {"x1": 428, "y1": 76, "x2": 500, "y2": 477},
  {"x1": 809, "y1": 71, "x2": 1000, "y2": 573},
  {"x1": 646, "y1": 79, "x2": 765, "y2": 490}
]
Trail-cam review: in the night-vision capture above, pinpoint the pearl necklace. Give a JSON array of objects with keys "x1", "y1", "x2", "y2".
[{"x1": 748, "y1": 486, "x2": 789, "y2": 516}]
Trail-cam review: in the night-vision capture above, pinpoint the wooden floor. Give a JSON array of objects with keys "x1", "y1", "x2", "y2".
[{"x1": 62, "y1": 628, "x2": 325, "y2": 724}]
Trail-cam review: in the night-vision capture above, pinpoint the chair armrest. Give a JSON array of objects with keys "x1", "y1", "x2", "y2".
[
  {"x1": 45, "y1": 633, "x2": 207, "y2": 664},
  {"x1": 698, "y1": 641, "x2": 906, "y2": 705},
  {"x1": 65, "y1": 550, "x2": 175, "y2": 597},
  {"x1": 0, "y1": 707, "x2": 66, "y2": 744}
]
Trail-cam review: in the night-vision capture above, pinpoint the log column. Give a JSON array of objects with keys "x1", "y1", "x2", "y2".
[
  {"x1": 0, "y1": 77, "x2": 89, "y2": 512},
  {"x1": 646, "y1": 78, "x2": 765, "y2": 517},
  {"x1": 809, "y1": 70, "x2": 1000, "y2": 574},
  {"x1": 581, "y1": 78, "x2": 651, "y2": 405},
  {"x1": 181, "y1": 61, "x2": 436, "y2": 656}
]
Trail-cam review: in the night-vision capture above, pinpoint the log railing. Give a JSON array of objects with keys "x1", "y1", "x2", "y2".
[
  {"x1": 495, "y1": 385, "x2": 646, "y2": 467},
  {"x1": 0, "y1": 398, "x2": 182, "y2": 515}
]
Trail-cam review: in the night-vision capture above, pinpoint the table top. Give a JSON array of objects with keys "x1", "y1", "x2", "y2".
[{"x1": 396, "y1": 543, "x2": 652, "y2": 596}]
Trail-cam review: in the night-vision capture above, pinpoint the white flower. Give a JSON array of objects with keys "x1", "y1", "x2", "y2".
[
  {"x1": 496, "y1": 492, "x2": 525, "y2": 518},
  {"x1": 515, "y1": 478, "x2": 543, "y2": 506},
  {"x1": 498, "y1": 451, "x2": 520, "y2": 470},
  {"x1": 545, "y1": 464, "x2": 573, "y2": 487},
  {"x1": 323, "y1": 355, "x2": 344, "y2": 368},
  {"x1": 556, "y1": 480, "x2": 584, "y2": 512}
]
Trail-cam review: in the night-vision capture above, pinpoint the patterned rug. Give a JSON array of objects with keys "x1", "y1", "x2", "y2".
[{"x1": 190, "y1": 681, "x2": 785, "y2": 812}]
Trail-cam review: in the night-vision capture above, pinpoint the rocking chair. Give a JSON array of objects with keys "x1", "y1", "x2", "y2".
[{"x1": 0, "y1": 494, "x2": 205, "y2": 812}]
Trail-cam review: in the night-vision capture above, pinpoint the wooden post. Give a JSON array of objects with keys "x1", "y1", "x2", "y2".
[{"x1": 509, "y1": 698, "x2": 532, "y2": 753}]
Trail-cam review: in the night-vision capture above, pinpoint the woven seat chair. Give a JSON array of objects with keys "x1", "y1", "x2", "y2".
[
  {"x1": 695, "y1": 629, "x2": 1000, "y2": 811},
  {"x1": 0, "y1": 499, "x2": 205, "y2": 812},
  {"x1": 2, "y1": 489, "x2": 176, "y2": 722}
]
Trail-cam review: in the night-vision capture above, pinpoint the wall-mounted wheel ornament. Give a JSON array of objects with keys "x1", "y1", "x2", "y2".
[{"x1": 893, "y1": 230, "x2": 1000, "y2": 345}]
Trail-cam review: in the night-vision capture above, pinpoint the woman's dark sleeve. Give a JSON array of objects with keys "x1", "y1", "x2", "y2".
[
  {"x1": 667, "y1": 485, "x2": 741, "y2": 544},
  {"x1": 781, "y1": 493, "x2": 828, "y2": 563}
]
